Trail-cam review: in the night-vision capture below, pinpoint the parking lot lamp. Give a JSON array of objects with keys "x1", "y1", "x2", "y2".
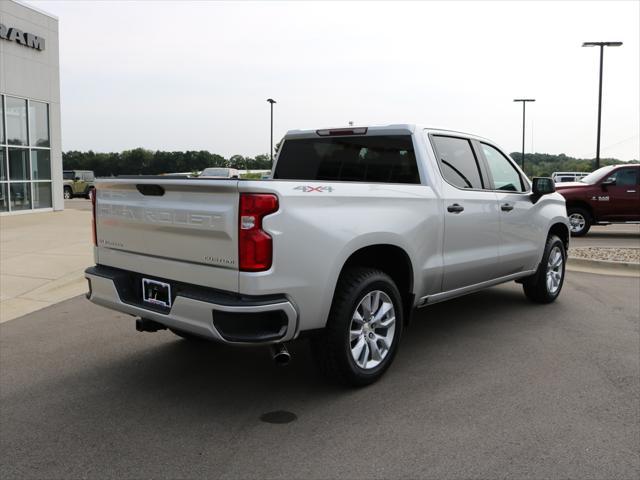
[
  {"x1": 582, "y1": 41, "x2": 623, "y2": 170},
  {"x1": 513, "y1": 99, "x2": 535, "y2": 173}
]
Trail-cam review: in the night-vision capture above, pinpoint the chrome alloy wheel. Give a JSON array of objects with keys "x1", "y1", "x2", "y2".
[
  {"x1": 568, "y1": 213, "x2": 586, "y2": 233},
  {"x1": 349, "y1": 290, "x2": 396, "y2": 370},
  {"x1": 546, "y1": 246, "x2": 564, "y2": 295}
]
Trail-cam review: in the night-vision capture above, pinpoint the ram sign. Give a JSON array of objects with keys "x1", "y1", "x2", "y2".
[{"x1": 0, "y1": 23, "x2": 45, "y2": 51}]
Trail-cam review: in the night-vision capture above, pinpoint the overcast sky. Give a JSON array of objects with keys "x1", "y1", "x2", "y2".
[{"x1": 27, "y1": 0, "x2": 640, "y2": 160}]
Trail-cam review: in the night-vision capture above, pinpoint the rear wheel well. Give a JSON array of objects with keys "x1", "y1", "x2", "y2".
[
  {"x1": 338, "y1": 245, "x2": 414, "y2": 323},
  {"x1": 549, "y1": 223, "x2": 569, "y2": 251}
]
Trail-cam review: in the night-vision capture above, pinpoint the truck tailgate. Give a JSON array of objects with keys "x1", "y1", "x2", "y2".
[{"x1": 95, "y1": 178, "x2": 239, "y2": 291}]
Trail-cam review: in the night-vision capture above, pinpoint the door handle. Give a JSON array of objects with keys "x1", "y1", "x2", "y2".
[
  {"x1": 447, "y1": 203, "x2": 464, "y2": 213},
  {"x1": 501, "y1": 203, "x2": 514, "y2": 212},
  {"x1": 626, "y1": 190, "x2": 637, "y2": 193}
]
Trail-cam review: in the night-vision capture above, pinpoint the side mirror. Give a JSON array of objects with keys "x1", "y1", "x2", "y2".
[
  {"x1": 532, "y1": 177, "x2": 555, "y2": 197},
  {"x1": 74, "y1": 177, "x2": 81, "y2": 181},
  {"x1": 601, "y1": 178, "x2": 615, "y2": 188}
]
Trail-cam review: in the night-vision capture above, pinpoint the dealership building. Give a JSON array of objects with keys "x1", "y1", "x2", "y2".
[{"x1": 1, "y1": 0, "x2": 62, "y2": 214}]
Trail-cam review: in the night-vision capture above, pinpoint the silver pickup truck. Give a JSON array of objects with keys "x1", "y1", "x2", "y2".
[{"x1": 85, "y1": 125, "x2": 570, "y2": 386}]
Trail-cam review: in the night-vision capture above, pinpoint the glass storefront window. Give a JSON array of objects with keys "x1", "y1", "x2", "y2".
[
  {"x1": 33, "y1": 182, "x2": 52, "y2": 209},
  {"x1": 5, "y1": 97, "x2": 28, "y2": 146},
  {"x1": 8, "y1": 148, "x2": 30, "y2": 181},
  {"x1": 0, "y1": 148, "x2": 5, "y2": 181},
  {"x1": 29, "y1": 101, "x2": 50, "y2": 147},
  {"x1": 0, "y1": 183, "x2": 8, "y2": 212},
  {"x1": 0, "y1": 95, "x2": 5, "y2": 144},
  {"x1": 9, "y1": 182, "x2": 32, "y2": 211},
  {"x1": 31, "y1": 150, "x2": 51, "y2": 180},
  {"x1": 1, "y1": 97, "x2": 52, "y2": 212}
]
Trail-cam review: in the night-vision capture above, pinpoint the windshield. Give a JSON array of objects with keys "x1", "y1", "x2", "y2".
[
  {"x1": 579, "y1": 165, "x2": 615, "y2": 184},
  {"x1": 63, "y1": 171, "x2": 74, "y2": 180}
]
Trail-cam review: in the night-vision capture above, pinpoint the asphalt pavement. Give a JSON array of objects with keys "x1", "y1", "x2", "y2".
[
  {"x1": 1, "y1": 271, "x2": 638, "y2": 479},
  {"x1": 571, "y1": 224, "x2": 640, "y2": 248}
]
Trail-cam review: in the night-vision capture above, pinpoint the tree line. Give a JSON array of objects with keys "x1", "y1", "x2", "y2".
[
  {"x1": 63, "y1": 148, "x2": 636, "y2": 177},
  {"x1": 510, "y1": 152, "x2": 637, "y2": 177},
  {"x1": 62, "y1": 148, "x2": 273, "y2": 177}
]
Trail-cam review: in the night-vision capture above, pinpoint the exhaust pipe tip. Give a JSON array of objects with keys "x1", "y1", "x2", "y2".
[
  {"x1": 271, "y1": 344, "x2": 291, "y2": 366},
  {"x1": 136, "y1": 318, "x2": 166, "y2": 333}
]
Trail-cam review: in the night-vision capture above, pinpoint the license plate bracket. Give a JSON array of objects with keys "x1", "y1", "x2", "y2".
[{"x1": 142, "y1": 278, "x2": 172, "y2": 308}]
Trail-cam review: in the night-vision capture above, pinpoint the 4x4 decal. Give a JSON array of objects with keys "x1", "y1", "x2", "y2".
[{"x1": 294, "y1": 186, "x2": 334, "y2": 193}]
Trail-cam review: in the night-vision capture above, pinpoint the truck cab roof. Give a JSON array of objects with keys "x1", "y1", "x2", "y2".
[{"x1": 284, "y1": 124, "x2": 491, "y2": 143}]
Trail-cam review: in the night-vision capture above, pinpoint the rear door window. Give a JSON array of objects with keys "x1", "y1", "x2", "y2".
[
  {"x1": 273, "y1": 135, "x2": 420, "y2": 184},
  {"x1": 431, "y1": 135, "x2": 484, "y2": 189}
]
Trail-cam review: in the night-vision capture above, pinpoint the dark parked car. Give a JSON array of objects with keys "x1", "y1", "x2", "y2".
[{"x1": 555, "y1": 164, "x2": 639, "y2": 236}]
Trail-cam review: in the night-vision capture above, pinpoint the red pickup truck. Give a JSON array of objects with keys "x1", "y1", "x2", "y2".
[{"x1": 555, "y1": 164, "x2": 639, "y2": 236}]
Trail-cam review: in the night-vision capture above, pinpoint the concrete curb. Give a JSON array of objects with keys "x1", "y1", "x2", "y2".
[{"x1": 567, "y1": 257, "x2": 640, "y2": 277}]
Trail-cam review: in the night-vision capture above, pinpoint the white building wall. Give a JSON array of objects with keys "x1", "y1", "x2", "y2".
[{"x1": 0, "y1": 0, "x2": 62, "y2": 212}]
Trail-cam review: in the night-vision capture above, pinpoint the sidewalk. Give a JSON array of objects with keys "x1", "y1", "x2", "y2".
[{"x1": 0, "y1": 207, "x2": 93, "y2": 323}]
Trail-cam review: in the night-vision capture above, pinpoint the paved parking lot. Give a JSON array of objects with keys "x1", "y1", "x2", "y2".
[
  {"x1": 572, "y1": 224, "x2": 640, "y2": 248},
  {"x1": 1, "y1": 271, "x2": 638, "y2": 479}
]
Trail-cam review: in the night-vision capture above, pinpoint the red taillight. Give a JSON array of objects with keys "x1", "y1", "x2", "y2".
[
  {"x1": 90, "y1": 188, "x2": 97, "y2": 246},
  {"x1": 239, "y1": 193, "x2": 278, "y2": 272}
]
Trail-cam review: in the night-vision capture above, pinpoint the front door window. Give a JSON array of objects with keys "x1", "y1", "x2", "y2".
[{"x1": 481, "y1": 143, "x2": 526, "y2": 192}]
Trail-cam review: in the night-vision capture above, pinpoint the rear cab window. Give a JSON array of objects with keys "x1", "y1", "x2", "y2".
[{"x1": 273, "y1": 135, "x2": 420, "y2": 184}]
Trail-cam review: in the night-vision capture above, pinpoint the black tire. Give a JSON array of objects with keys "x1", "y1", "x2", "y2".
[
  {"x1": 567, "y1": 207, "x2": 591, "y2": 236},
  {"x1": 63, "y1": 187, "x2": 73, "y2": 200},
  {"x1": 311, "y1": 267, "x2": 404, "y2": 387},
  {"x1": 170, "y1": 328, "x2": 207, "y2": 342},
  {"x1": 522, "y1": 234, "x2": 566, "y2": 304}
]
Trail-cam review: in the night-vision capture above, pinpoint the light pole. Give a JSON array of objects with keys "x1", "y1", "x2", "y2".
[
  {"x1": 582, "y1": 41, "x2": 623, "y2": 170},
  {"x1": 513, "y1": 98, "x2": 535, "y2": 173},
  {"x1": 266, "y1": 98, "x2": 276, "y2": 164}
]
